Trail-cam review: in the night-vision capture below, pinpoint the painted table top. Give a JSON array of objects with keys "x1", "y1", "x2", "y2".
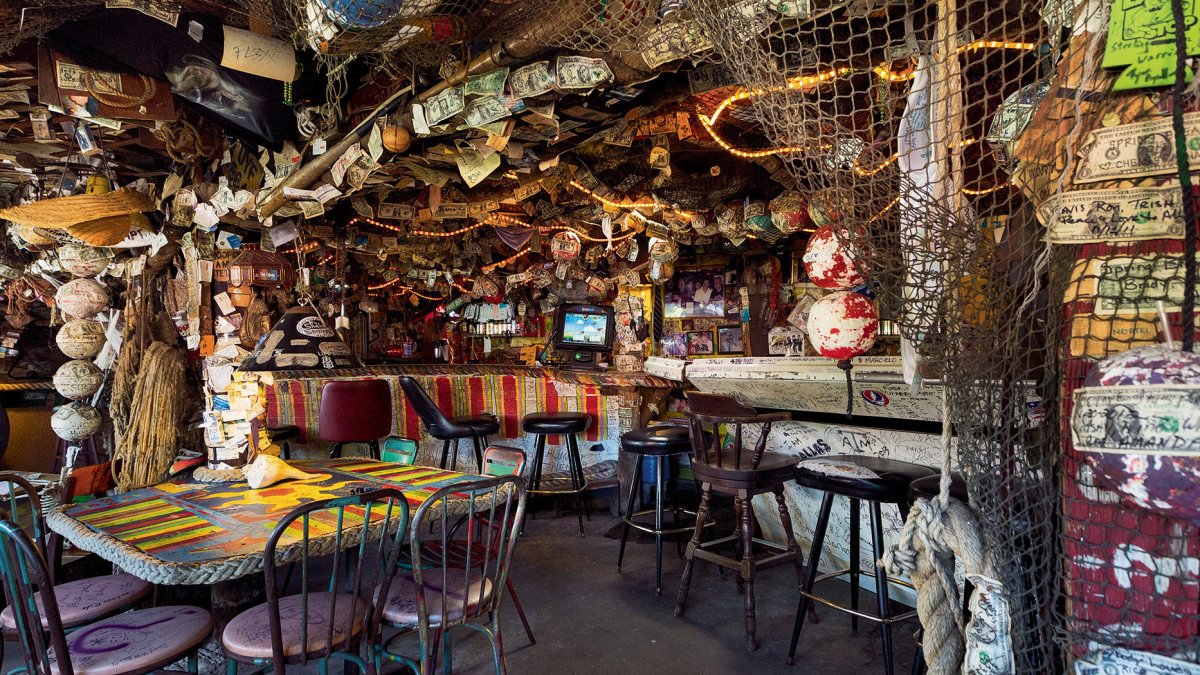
[{"x1": 46, "y1": 459, "x2": 490, "y2": 585}]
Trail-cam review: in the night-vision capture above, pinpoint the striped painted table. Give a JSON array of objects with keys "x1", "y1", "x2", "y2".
[{"x1": 46, "y1": 459, "x2": 493, "y2": 585}]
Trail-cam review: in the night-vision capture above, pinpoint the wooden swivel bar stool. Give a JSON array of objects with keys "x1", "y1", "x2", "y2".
[
  {"x1": 787, "y1": 455, "x2": 936, "y2": 675},
  {"x1": 523, "y1": 411, "x2": 592, "y2": 536},
  {"x1": 617, "y1": 425, "x2": 707, "y2": 595},
  {"x1": 675, "y1": 393, "x2": 806, "y2": 651}
]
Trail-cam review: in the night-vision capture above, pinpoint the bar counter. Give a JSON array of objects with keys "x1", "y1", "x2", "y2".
[{"x1": 264, "y1": 364, "x2": 679, "y2": 471}]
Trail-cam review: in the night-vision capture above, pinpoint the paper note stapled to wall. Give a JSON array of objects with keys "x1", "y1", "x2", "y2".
[{"x1": 221, "y1": 25, "x2": 297, "y2": 82}]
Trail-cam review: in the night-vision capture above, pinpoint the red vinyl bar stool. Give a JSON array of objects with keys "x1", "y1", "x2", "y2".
[{"x1": 319, "y1": 379, "x2": 393, "y2": 460}]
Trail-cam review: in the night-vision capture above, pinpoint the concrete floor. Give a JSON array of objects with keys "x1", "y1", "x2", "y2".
[{"x1": 3, "y1": 496, "x2": 920, "y2": 675}]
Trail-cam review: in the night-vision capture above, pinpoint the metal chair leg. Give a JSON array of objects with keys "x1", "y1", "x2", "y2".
[
  {"x1": 529, "y1": 435, "x2": 547, "y2": 492},
  {"x1": 674, "y1": 482, "x2": 711, "y2": 618},
  {"x1": 850, "y1": 497, "x2": 860, "y2": 632},
  {"x1": 566, "y1": 434, "x2": 585, "y2": 536},
  {"x1": 329, "y1": 442, "x2": 344, "y2": 459},
  {"x1": 617, "y1": 454, "x2": 643, "y2": 572},
  {"x1": 654, "y1": 455, "x2": 665, "y2": 595},
  {"x1": 439, "y1": 439, "x2": 453, "y2": 469},
  {"x1": 788, "y1": 490, "x2": 835, "y2": 665},
  {"x1": 870, "y1": 501, "x2": 895, "y2": 675},
  {"x1": 506, "y1": 577, "x2": 536, "y2": 644},
  {"x1": 668, "y1": 459, "x2": 683, "y2": 557},
  {"x1": 472, "y1": 435, "x2": 486, "y2": 473}
]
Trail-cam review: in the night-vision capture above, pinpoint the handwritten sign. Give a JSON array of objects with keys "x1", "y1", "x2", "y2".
[
  {"x1": 1039, "y1": 183, "x2": 1187, "y2": 242},
  {"x1": 1065, "y1": 253, "x2": 1200, "y2": 316},
  {"x1": 1075, "y1": 113, "x2": 1200, "y2": 183},
  {"x1": 1103, "y1": 0, "x2": 1200, "y2": 68},
  {"x1": 221, "y1": 26, "x2": 296, "y2": 82}
]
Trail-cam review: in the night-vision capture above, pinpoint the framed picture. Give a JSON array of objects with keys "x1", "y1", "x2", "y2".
[
  {"x1": 664, "y1": 268, "x2": 726, "y2": 318},
  {"x1": 662, "y1": 332, "x2": 687, "y2": 357},
  {"x1": 717, "y1": 325, "x2": 744, "y2": 354},
  {"x1": 685, "y1": 330, "x2": 715, "y2": 356}
]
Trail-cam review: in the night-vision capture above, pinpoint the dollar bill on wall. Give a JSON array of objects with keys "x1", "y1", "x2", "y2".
[
  {"x1": 554, "y1": 56, "x2": 614, "y2": 90},
  {"x1": 425, "y1": 85, "x2": 465, "y2": 125},
  {"x1": 1075, "y1": 112, "x2": 1200, "y2": 183},
  {"x1": 510, "y1": 62, "x2": 555, "y2": 99},
  {"x1": 1038, "y1": 183, "x2": 1187, "y2": 243},
  {"x1": 466, "y1": 68, "x2": 509, "y2": 97}
]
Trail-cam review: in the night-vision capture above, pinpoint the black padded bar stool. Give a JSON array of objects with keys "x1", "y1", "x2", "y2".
[
  {"x1": 787, "y1": 455, "x2": 936, "y2": 675},
  {"x1": 524, "y1": 411, "x2": 592, "y2": 536},
  {"x1": 617, "y1": 425, "x2": 705, "y2": 595},
  {"x1": 906, "y1": 472, "x2": 969, "y2": 675},
  {"x1": 398, "y1": 376, "x2": 500, "y2": 472}
]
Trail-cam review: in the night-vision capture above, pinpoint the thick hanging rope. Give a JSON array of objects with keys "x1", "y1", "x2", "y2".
[{"x1": 882, "y1": 389, "x2": 1002, "y2": 675}]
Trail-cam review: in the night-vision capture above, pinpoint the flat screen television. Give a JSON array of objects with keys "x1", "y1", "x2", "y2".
[{"x1": 554, "y1": 304, "x2": 614, "y2": 366}]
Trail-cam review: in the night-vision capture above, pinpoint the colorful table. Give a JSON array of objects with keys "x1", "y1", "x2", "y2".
[{"x1": 45, "y1": 459, "x2": 494, "y2": 586}]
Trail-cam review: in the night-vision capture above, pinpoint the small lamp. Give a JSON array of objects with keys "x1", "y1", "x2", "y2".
[{"x1": 229, "y1": 249, "x2": 294, "y2": 289}]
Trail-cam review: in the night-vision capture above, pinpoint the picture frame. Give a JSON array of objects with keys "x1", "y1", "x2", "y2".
[
  {"x1": 664, "y1": 267, "x2": 726, "y2": 318},
  {"x1": 716, "y1": 325, "x2": 744, "y2": 354},
  {"x1": 685, "y1": 330, "x2": 715, "y2": 356},
  {"x1": 662, "y1": 332, "x2": 687, "y2": 357}
]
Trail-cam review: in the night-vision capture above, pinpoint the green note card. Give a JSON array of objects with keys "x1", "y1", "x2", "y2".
[
  {"x1": 1103, "y1": 0, "x2": 1200, "y2": 69},
  {"x1": 1113, "y1": 47, "x2": 1195, "y2": 90}
]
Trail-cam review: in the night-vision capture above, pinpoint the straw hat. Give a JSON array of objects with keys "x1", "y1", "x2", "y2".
[{"x1": 0, "y1": 187, "x2": 155, "y2": 247}]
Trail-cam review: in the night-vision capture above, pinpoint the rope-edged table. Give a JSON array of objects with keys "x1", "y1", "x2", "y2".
[{"x1": 46, "y1": 459, "x2": 503, "y2": 586}]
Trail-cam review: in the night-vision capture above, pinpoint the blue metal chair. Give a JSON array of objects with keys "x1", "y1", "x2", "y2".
[
  {"x1": 375, "y1": 475, "x2": 528, "y2": 675},
  {"x1": 0, "y1": 518, "x2": 212, "y2": 675},
  {"x1": 222, "y1": 488, "x2": 410, "y2": 675}
]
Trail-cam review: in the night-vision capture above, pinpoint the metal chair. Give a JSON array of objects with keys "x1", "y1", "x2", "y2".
[
  {"x1": 320, "y1": 379, "x2": 394, "y2": 460},
  {"x1": 429, "y1": 446, "x2": 536, "y2": 645},
  {"x1": 375, "y1": 475, "x2": 528, "y2": 675},
  {"x1": 674, "y1": 393, "x2": 808, "y2": 652},
  {"x1": 0, "y1": 518, "x2": 211, "y2": 675},
  {"x1": 398, "y1": 376, "x2": 500, "y2": 472},
  {"x1": 0, "y1": 471, "x2": 151, "y2": 633},
  {"x1": 222, "y1": 488, "x2": 410, "y2": 675}
]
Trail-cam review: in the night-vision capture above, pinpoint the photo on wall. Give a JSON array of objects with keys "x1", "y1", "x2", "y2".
[
  {"x1": 685, "y1": 330, "x2": 715, "y2": 356},
  {"x1": 664, "y1": 268, "x2": 725, "y2": 318},
  {"x1": 717, "y1": 325, "x2": 744, "y2": 354},
  {"x1": 663, "y1": 332, "x2": 687, "y2": 357}
]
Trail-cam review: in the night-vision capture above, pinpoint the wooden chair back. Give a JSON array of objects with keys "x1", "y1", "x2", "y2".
[
  {"x1": 0, "y1": 519, "x2": 73, "y2": 675},
  {"x1": 262, "y1": 488, "x2": 409, "y2": 672},
  {"x1": 685, "y1": 392, "x2": 790, "y2": 472}
]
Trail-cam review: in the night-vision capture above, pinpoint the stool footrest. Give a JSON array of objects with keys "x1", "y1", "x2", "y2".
[
  {"x1": 800, "y1": 567, "x2": 918, "y2": 625},
  {"x1": 529, "y1": 483, "x2": 590, "y2": 496},
  {"x1": 621, "y1": 510, "x2": 708, "y2": 536}
]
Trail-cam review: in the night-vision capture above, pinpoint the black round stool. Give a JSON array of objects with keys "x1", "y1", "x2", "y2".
[
  {"x1": 616, "y1": 425, "x2": 702, "y2": 595},
  {"x1": 787, "y1": 455, "x2": 936, "y2": 675},
  {"x1": 524, "y1": 411, "x2": 592, "y2": 536},
  {"x1": 907, "y1": 472, "x2": 968, "y2": 503}
]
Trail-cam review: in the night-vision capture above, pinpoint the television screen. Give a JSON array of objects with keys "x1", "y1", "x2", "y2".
[{"x1": 561, "y1": 312, "x2": 610, "y2": 346}]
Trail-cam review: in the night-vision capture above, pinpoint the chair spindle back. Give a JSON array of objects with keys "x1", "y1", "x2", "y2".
[
  {"x1": 0, "y1": 519, "x2": 72, "y2": 675},
  {"x1": 685, "y1": 393, "x2": 790, "y2": 470}
]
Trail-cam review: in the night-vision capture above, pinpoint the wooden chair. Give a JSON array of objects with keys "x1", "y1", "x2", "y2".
[
  {"x1": 0, "y1": 518, "x2": 211, "y2": 675},
  {"x1": 674, "y1": 393, "x2": 808, "y2": 651},
  {"x1": 222, "y1": 488, "x2": 410, "y2": 675},
  {"x1": 375, "y1": 475, "x2": 528, "y2": 675},
  {"x1": 0, "y1": 471, "x2": 151, "y2": 634}
]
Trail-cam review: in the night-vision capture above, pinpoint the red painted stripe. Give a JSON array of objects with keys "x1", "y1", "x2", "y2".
[
  {"x1": 585, "y1": 389, "x2": 601, "y2": 442},
  {"x1": 435, "y1": 377, "x2": 455, "y2": 418},
  {"x1": 500, "y1": 375, "x2": 519, "y2": 439},
  {"x1": 542, "y1": 378, "x2": 560, "y2": 445},
  {"x1": 291, "y1": 383, "x2": 310, "y2": 442}
]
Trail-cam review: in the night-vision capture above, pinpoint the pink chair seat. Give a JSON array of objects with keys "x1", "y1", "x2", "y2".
[
  {"x1": 222, "y1": 592, "x2": 367, "y2": 660},
  {"x1": 383, "y1": 569, "x2": 494, "y2": 625},
  {"x1": 0, "y1": 573, "x2": 151, "y2": 629},
  {"x1": 47, "y1": 605, "x2": 212, "y2": 675}
]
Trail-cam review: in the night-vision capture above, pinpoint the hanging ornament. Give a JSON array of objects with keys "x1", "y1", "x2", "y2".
[
  {"x1": 744, "y1": 199, "x2": 782, "y2": 243},
  {"x1": 1072, "y1": 345, "x2": 1200, "y2": 524},
  {"x1": 55, "y1": 278, "x2": 110, "y2": 319},
  {"x1": 808, "y1": 187, "x2": 852, "y2": 228},
  {"x1": 769, "y1": 192, "x2": 813, "y2": 234},
  {"x1": 51, "y1": 401, "x2": 102, "y2": 441},
  {"x1": 58, "y1": 244, "x2": 114, "y2": 277},
  {"x1": 807, "y1": 291, "x2": 878, "y2": 360},
  {"x1": 549, "y1": 230, "x2": 582, "y2": 263},
  {"x1": 803, "y1": 225, "x2": 868, "y2": 289},
  {"x1": 53, "y1": 360, "x2": 104, "y2": 400}
]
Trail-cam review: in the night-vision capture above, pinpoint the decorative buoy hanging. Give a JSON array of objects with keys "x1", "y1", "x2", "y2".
[
  {"x1": 51, "y1": 401, "x2": 102, "y2": 441},
  {"x1": 1071, "y1": 344, "x2": 1200, "y2": 524},
  {"x1": 56, "y1": 319, "x2": 107, "y2": 359},
  {"x1": 803, "y1": 225, "x2": 868, "y2": 289},
  {"x1": 807, "y1": 291, "x2": 879, "y2": 417},
  {"x1": 53, "y1": 360, "x2": 104, "y2": 400},
  {"x1": 55, "y1": 278, "x2": 110, "y2": 319}
]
